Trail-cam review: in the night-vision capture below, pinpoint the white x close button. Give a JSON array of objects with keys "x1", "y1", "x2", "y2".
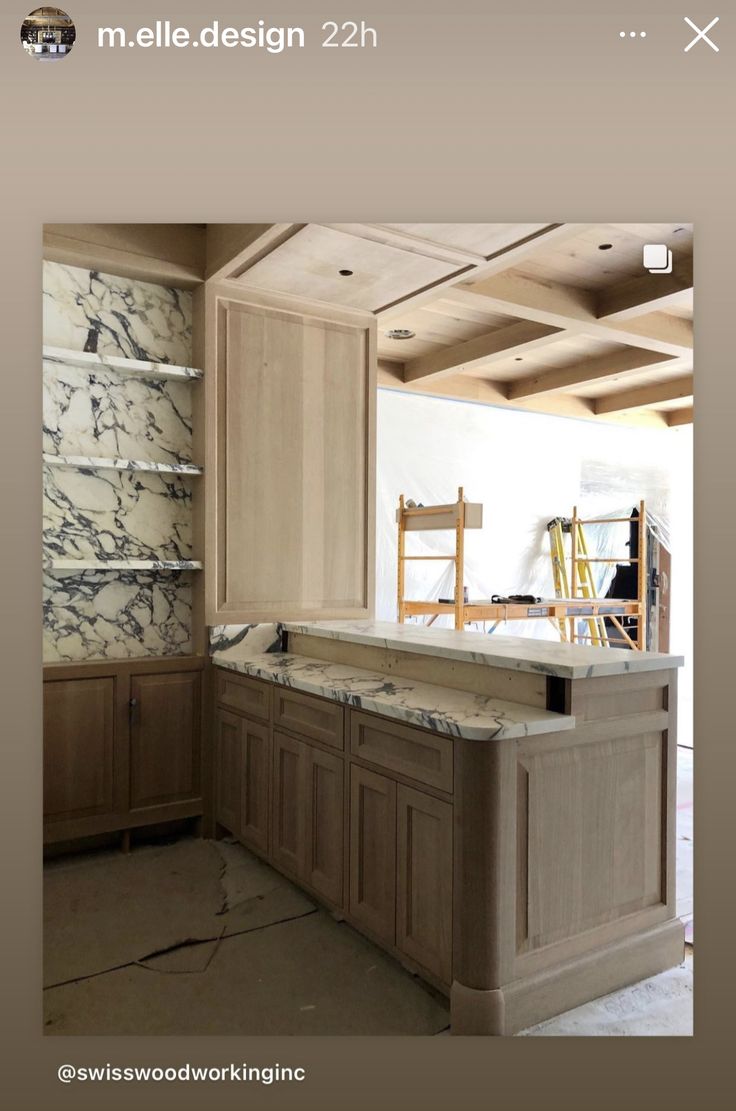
[{"x1": 684, "y1": 16, "x2": 720, "y2": 52}]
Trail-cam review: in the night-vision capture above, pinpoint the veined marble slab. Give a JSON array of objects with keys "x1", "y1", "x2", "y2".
[
  {"x1": 212, "y1": 649, "x2": 574, "y2": 741},
  {"x1": 43, "y1": 262, "x2": 193, "y2": 367},
  {"x1": 44, "y1": 570, "x2": 193, "y2": 661},
  {"x1": 43, "y1": 360, "x2": 194, "y2": 465},
  {"x1": 282, "y1": 620, "x2": 684, "y2": 680},
  {"x1": 44, "y1": 466, "x2": 194, "y2": 562},
  {"x1": 209, "y1": 623, "x2": 283, "y2": 655},
  {"x1": 43, "y1": 453, "x2": 203, "y2": 475},
  {"x1": 42, "y1": 263, "x2": 197, "y2": 663}
]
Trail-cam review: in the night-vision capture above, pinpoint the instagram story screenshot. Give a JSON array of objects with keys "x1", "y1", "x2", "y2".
[{"x1": 0, "y1": 3, "x2": 733, "y2": 1110}]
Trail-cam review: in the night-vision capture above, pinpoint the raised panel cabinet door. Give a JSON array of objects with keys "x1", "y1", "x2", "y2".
[
  {"x1": 240, "y1": 718, "x2": 271, "y2": 855},
  {"x1": 208, "y1": 292, "x2": 376, "y2": 621},
  {"x1": 349, "y1": 765, "x2": 397, "y2": 945},
  {"x1": 271, "y1": 731, "x2": 308, "y2": 877},
  {"x1": 129, "y1": 671, "x2": 202, "y2": 812},
  {"x1": 216, "y1": 708, "x2": 243, "y2": 835},
  {"x1": 43, "y1": 677, "x2": 119, "y2": 823},
  {"x1": 304, "y1": 746, "x2": 344, "y2": 907},
  {"x1": 396, "y1": 785, "x2": 453, "y2": 984}
]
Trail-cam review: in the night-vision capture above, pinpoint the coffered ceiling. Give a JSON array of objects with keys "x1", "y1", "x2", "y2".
[{"x1": 226, "y1": 221, "x2": 693, "y2": 428}]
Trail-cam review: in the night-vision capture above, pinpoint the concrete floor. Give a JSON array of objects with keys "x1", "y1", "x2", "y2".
[{"x1": 43, "y1": 749, "x2": 694, "y2": 1036}]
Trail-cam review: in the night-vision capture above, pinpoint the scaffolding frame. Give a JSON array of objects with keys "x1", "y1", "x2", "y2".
[{"x1": 396, "y1": 490, "x2": 648, "y2": 646}]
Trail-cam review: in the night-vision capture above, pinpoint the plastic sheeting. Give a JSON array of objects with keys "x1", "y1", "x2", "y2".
[{"x1": 375, "y1": 389, "x2": 693, "y2": 743}]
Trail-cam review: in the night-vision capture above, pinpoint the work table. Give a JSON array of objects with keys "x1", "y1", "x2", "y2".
[{"x1": 211, "y1": 646, "x2": 574, "y2": 741}]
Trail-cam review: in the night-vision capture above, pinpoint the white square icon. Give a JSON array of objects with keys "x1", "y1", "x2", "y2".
[{"x1": 643, "y1": 244, "x2": 673, "y2": 273}]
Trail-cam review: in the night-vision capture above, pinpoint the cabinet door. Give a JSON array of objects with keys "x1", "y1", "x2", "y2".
[
  {"x1": 240, "y1": 718, "x2": 271, "y2": 855},
  {"x1": 304, "y1": 746, "x2": 344, "y2": 906},
  {"x1": 129, "y1": 671, "x2": 201, "y2": 811},
  {"x1": 43, "y1": 676, "x2": 121, "y2": 824},
  {"x1": 349, "y1": 765, "x2": 397, "y2": 944},
  {"x1": 396, "y1": 785, "x2": 453, "y2": 984},
  {"x1": 207, "y1": 290, "x2": 376, "y2": 622},
  {"x1": 271, "y1": 731, "x2": 308, "y2": 876},
  {"x1": 216, "y1": 708, "x2": 243, "y2": 835}
]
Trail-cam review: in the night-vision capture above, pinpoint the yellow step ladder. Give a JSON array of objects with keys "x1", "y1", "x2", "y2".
[{"x1": 546, "y1": 515, "x2": 608, "y2": 646}]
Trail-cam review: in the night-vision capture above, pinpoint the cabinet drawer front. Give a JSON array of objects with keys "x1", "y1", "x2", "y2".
[
  {"x1": 216, "y1": 670, "x2": 271, "y2": 722},
  {"x1": 274, "y1": 687, "x2": 344, "y2": 750},
  {"x1": 350, "y1": 712, "x2": 453, "y2": 793}
]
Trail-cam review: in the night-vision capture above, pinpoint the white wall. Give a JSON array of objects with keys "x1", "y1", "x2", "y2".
[{"x1": 376, "y1": 389, "x2": 693, "y2": 742}]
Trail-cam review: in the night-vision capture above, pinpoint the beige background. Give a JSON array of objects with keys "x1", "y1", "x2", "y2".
[{"x1": 0, "y1": 0, "x2": 733, "y2": 1107}]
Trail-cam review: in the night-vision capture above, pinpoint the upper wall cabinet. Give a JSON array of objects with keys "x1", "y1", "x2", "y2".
[{"x1": 198, "y1": 283, "x2": 376, "y2": 623}]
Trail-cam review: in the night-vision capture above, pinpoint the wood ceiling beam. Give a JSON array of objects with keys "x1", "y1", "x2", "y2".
[
  {"x1": 205, "y1": 223, "x2": 304, "y2": 282},
  {"x1": 667, "y1": 406, "x2": 694, "y2": 427},
  {"x1": 377, "y1": 223, "x2": 587, "y2": 322},
  {"x1": 448, "y1": 274, "x2": 693, "y2": 358},
  {"x1": 507, "y1": 348, "x2": 681, "y2": 400},
  {"x1": 379, "y1": 358, "x2": 668, "y2": 427},
  {"x1": 403, "y1": 321, "x2": 563, "y2": 383},
  {"x1": 596, "y1": 255, "x2": 693, "y2": 320},
  {"x1": 593, "y1": 375, "x2": 694, "y2": 415}
]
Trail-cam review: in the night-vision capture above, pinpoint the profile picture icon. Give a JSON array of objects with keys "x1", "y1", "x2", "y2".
[{"x1": 21, "y1": 6, "x2": 75, "y2": 60}]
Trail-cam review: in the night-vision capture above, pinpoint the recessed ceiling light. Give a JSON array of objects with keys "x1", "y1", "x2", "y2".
[
  {"x1": 598, "y1": 243, "x2": 613, "y2": 251},
  {"x1": 338, "y1": 268, "x2": 353, "y2": 276},
  {"x1": 385, "y1": 328, "x2": 416, "y2": 340},
  {"x1": 515, "y1": 357, "x2": 523, "y2": 362}
]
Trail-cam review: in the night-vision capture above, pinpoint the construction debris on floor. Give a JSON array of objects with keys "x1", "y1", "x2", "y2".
[{"x1": 44, "y1": 824, "x2": 693, "y2": 1037}]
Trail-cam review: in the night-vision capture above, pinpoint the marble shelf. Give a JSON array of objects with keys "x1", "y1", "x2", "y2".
[
  {"x1": 43, "y1": 345, "x2": 203, "y2": 382},
  {"x1": 46, "y1": 558, "x2": 203, "y2": 572},
  {"x1": 42, "y1": 453, "x2": 203, "y2": 476}
]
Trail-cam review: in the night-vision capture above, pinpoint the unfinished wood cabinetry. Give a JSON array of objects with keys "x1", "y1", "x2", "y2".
[
  {"x1": 213, "y1": 643, "x2": 683, "y2": 1033},
  {"x1": 218, "y1": 676, "x2": 355, "y2": 914},
  {"x1": 349, "y1": 765, "x2": 397, "y2": 946},
  {"x1": 214, "y1": 668, "x2": 455, "y2": 980},
  {"x1": 43, "y1": 658, "x2": 206, "y2": 844},
  {"x1": 43, "y1": 676, "x2": 123, "y2": 825},
  {"x1": 200, "y1": 282, "x2": 376, "y2": 623},
  {"x1": 271, "y1": 731, "x2": 308, "y2": 876},
  {"x1": 239, "y1": 718, "x2": 271, "y2": 855},
  {"x1": 129, "y1": 671, "x2": 201, "y2": 812},
  {"x1": 396, "y1": 784, "x2": 453, "y2": 984},
  {"x1": 215, "y1": 708, "x2": 243, "y2": 837},
  {"x1": 303, "y1": 744, "x2": 344, "y2": 906}
]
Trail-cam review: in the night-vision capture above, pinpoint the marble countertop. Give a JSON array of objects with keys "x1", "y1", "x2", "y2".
[
  {"x1": 212, "y1": 647, "x2": 575, "y2": 741},
  {"x1": 282, "y1": 620, "x2": 684, "y2": 680}
]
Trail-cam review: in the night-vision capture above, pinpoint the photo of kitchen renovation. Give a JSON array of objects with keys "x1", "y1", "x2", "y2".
[{"x1": 41, "y1": 222, "x2": 693, "y2": 1036}]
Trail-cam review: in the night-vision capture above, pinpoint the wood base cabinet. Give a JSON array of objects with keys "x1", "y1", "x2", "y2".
[
  {"x1": 396, "y1": 784, "x2": 453, "y2": 985},
  {"x1": 43, "y1": 657, "x2": 205, "y2": 845},
  {"x1": 272, "y1": 732, "x2": 345, "y2": 906},
  {"x1": 349, "y1": 766, "x2": 397, "y2": 945},
  {"x1": 215, "y1": 707, "x2": 271, "y2": 854}
]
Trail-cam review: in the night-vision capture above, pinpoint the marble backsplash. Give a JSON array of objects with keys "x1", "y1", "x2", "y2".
[
  {"x1": 43, "y1": 360, "x2": 194, "y2": 465},
  {"x1": 42, "y1": 261, "x2": 196, "y2": 662},
  {"x1": 208, "y1": 623, "x2": 284, "y2": 655},
  {"x1": 44, "y1": 570, "x2": 193, "y2": 661},
  {"x1": 43, "y1": 262, "x2": 192, "y2": 365},
  {"x1": 44, "y1": 466, "x2": 193, "y2": 563}
]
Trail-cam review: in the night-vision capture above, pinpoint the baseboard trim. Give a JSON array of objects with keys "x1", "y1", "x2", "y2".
[{"x1": 451, "y1": 917, "x2": 685, "y2": 1035}]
